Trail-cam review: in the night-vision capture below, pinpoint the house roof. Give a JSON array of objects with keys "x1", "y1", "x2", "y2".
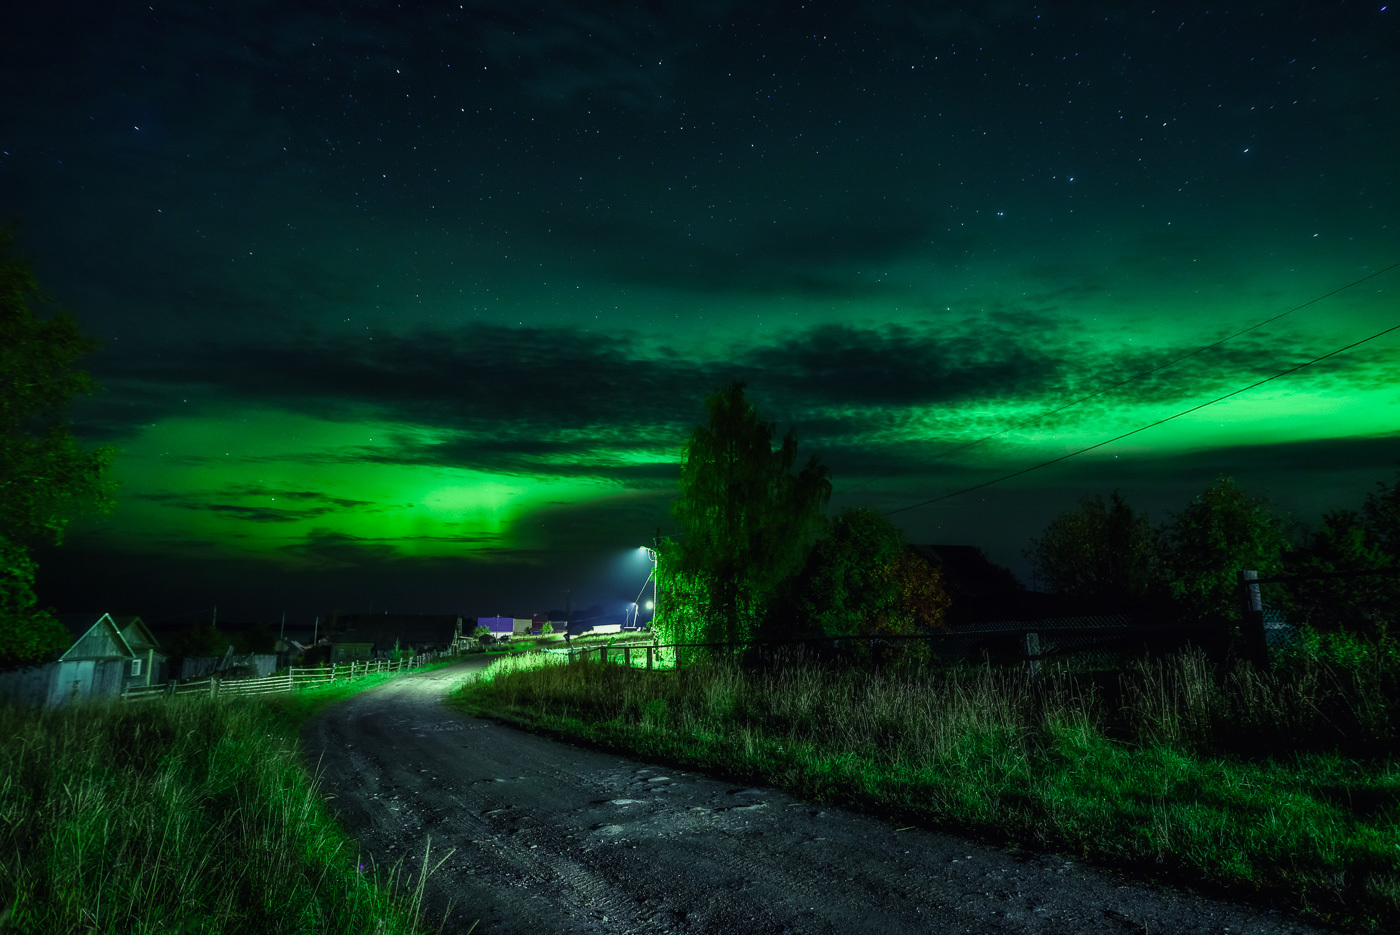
[
  {"x1": 57, "y1": 613, "x2": 137, "y2": 662},
  {"x1": 113, "y1": 615, "x2": 164, "y2": 654}
]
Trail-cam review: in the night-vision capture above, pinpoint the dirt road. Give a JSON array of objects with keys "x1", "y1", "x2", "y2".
[{"x1": 300, "y1": 659, "x2": 1336, "y2": 935}]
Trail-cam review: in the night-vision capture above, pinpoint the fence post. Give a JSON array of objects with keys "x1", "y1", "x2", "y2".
[
  {"x1": 624, "y1": 646, "x2": 631, "y2": 669},
  {"x1": 646, "y1": 645, "x2": 653, "y2": 670},
  {"x1": 1238, "y1": 569, "x2": 1271, "y2": 670},
  {"x1": 1023, "y1": 631, "x2": 1041, "y2": 680},
  {"x1": 599, "y1": 647, "x2": 607, "y2": 665}
]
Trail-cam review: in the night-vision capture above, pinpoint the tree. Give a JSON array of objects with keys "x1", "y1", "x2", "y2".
[
  {"x1": 229, "y1": 621, "x2": 277, "y2": 654},
  {"x1": 1284, "y1": 509, "x2": 1399, "y2": 637},
  {"x1": 885, "y1": 550, "x2": 953, "y2": 635},
  {"x1": 166, "y1": 622, "x2": 232, "y2": 660},
  {"x1": 1158, "y1": 477, "x2": 1291, "y2": 620},
  {"x1": 790, "y1": 506, "x2": 904, "y2": 637},
  {"x1": 789, "y1": 507, "x2": 950, "y2": 638},
  {"x1": 777, "y1": 507, "x2": 949, "y2": 668},
  {"x1": 1, "y1": 228, "x2": 115, "y2": 667},
  {"x1": 1362, "y1": 467, "x2": 1400, "y2": 561},
  {"x1": 0, "y1": 537, "x2": 67, "y2": 665},
  {"x1": 670, "y1": 381, "x2": 831, "y2": 646},
  {"x1": 1024, "y1": 490, "x2": 1160, "y2": 612},
  {"x1": 651, "y1": 536, "x2": 712, "y2": 667}
]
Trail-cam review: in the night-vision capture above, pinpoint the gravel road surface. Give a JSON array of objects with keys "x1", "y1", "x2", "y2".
[{"x1": 299, "y1": 659, "x2": 1338, "y2": 935}]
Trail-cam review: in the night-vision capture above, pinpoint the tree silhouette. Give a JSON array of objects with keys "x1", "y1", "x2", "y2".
[
  {"x1": 670, "y1": 381, "x2": 830, "y2": 646},
  {"x1": 1, "y1": 228, "x2": 115, "y2": 667},
  {"x1": 1025, "y1": 490, "x2": 1160, "y2": 612}
]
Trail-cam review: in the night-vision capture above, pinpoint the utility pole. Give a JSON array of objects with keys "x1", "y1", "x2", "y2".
[
  {"x1": 280, "y1": 610, "x2": 286, "y2": 641},
  {"x1": 1237, "y1": 569, "x2": 1270, "y2": 670}
]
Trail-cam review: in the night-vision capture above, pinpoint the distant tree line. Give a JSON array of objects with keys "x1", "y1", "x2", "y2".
[
  {"x1": 1024, "y1": 473, "x2": 1400, "y2": 639},
  {"x1": 657, "y1": 381, "x2": 1399, "y2": 664}
]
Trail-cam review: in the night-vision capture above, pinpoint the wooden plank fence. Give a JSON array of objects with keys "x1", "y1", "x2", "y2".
[
  {"x1": 120, "y1": 651, "x2": 452, "y2": 704},
  {"x1": 543, "y1": 618, "x2": 1247, "y2": 675}
]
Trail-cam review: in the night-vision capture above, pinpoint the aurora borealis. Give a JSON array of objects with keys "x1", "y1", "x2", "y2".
[{"x1": 2, "y1": 2, "x2": 1397, "y2": 621}]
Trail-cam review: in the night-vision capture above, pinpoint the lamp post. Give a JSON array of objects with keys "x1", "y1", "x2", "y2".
[{"x1": 645, "y1": 547, "x2": 658, "y2": 630}]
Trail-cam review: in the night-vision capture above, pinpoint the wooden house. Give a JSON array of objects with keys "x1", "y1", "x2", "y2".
[{"x1": 51, "y1": 613, "x2": 166, "y2": 708}]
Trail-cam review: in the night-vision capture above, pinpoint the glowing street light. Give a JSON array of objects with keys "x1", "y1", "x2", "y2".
[
  {"x1": 644, "y1": 546, "x2": 658, "y2": 628},
  {"x1": 628, "y1": 546, "x2": 660, "y2": 630}
]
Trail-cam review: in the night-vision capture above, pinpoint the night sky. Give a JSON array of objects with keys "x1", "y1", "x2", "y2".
[{"x1": 3, "y1": 1, "x2": 1397, "y2": 625}]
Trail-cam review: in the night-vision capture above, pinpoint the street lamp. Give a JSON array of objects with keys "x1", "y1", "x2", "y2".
[{"x1": 645, "y1": 547, "x2": 658, "y2": 628}]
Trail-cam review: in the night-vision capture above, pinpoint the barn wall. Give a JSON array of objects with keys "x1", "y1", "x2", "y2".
[
  {"x1": 0, "y1": 663, "x2": 56, "y2": 709},
  {"x1": 177, "y1": 653, "x2": 279, "y2": 680}
]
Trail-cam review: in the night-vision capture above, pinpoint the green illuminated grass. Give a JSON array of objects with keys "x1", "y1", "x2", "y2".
[
  {"x1": 0, "y1": 658, "x2": 469, "y2": 934},
  {"x1": 446, "y1": 639, "x2": 1400, "y2": 932}
]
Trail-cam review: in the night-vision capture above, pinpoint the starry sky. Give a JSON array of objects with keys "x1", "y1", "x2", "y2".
[{"x1": 2, "y1": 1, "x2": 1397, "y2": 625}]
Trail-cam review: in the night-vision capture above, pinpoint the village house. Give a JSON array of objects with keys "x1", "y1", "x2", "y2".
[
  {"x1": 45, "y1": 613, "x2": 165, "y2": 708},
  {"x1": 476, "y1": 616, "x2": 515, "y2": 638}
]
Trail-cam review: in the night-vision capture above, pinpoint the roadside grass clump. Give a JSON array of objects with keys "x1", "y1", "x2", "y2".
[
  {"x1": 447, "y1": 634, "x2": 1400, "y2": 932},
  {"x1": 0, "y1": 658, "x2": 469, "y2": 934},
  {"x1": 475, "y1": 649, "x2": 571, "y2": 685}
]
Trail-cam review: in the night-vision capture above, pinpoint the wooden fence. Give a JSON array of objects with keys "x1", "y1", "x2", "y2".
[
  {"x1": 119, "y1": 651, "x2": 453, "y2": 704},
  {"x1": 544, "y1": 617, "x2": 1259, "y2": 675}
]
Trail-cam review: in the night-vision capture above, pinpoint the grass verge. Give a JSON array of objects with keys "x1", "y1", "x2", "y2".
[
  {"x1": 446, "y1": 644, "x2": 1399, "y2": 933},
  {"x1": 0, "y1": 657, "x2": 472, "y2": 934}
]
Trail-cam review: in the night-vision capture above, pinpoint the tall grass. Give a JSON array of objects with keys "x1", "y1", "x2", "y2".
[
  {"x1": 447, "y1": 632, "x2": 1400, "y2": 932},
  {"x1": 474, "y1": 649, "x2": 569, "y2": 685},
  {"x1": 0, "y1": 660, "x2": 468, "y2": 934}
]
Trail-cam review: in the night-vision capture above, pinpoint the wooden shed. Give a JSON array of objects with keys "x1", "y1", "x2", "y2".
[{"x1": 51, "y1": 613, "x2": 166, "y2": 708}]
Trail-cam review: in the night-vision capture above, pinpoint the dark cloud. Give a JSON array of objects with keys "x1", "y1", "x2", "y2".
[
  {"x1": 745, "y1": 322, "x2": 1067, "y2": 407},
  {"x1": 81, "y1": 313, "x2": 1395, "y2": 488},
  {"x1": 351, "y1": 433, "x2": 682, "y2": 486},
  {"x1": 220, "y1": 488, "x2": 376, "y2": 509},
  {"x1": 135, "y1": 493, "x2": 338, "y2": 524},
  {"x1": 281, "y1": 530, "x2": 406, "y2": 568},
  {"x1": 82, "y1": 316, "x2": 1079, "y2": 481},
  {"x1": 473, "y1": 1, "x2": 697, "y2": 109},
  {"x1": 134, "y1": 489, "x2": 383, "y2": 524},
  {"x1": 547, "y1": 207, "x2": 933, "y2": 298}
]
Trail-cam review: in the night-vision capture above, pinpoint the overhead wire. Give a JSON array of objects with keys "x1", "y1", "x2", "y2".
[
  {"x1": 882, "y1": 316, "x2": 1400, "y2": 516},
  {"x1": 845, "y1": 259, "x2": 1400, "y2": 493}
]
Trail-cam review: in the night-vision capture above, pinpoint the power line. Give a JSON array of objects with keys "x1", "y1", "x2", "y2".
[
  {"x1": 883, "y1": 316, "x2": 1400, "y2": 517},
  {"x1": 846, "y1": 259, "x2": 1400, "y2": 493}
]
